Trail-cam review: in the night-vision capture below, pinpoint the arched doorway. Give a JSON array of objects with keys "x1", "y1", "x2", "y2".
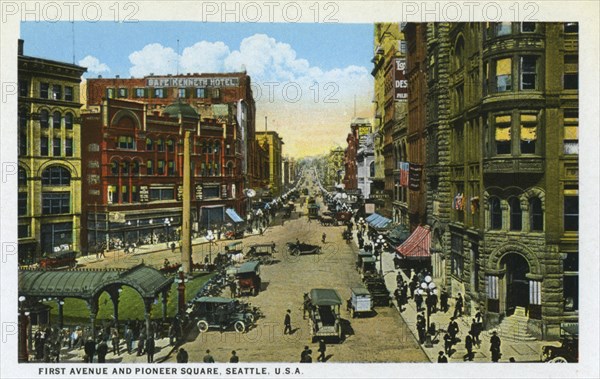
[{"x1": 501, "y1": 253, "x2": 530, "y2": 316}]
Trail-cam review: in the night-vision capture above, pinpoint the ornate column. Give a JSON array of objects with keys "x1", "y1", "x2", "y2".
[{"x1": 87, "y1": 298, "x2": 99, "y2": 338}]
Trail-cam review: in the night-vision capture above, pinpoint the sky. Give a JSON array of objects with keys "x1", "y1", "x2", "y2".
[{"x1": 20, "y1": 22, "x2": 375, "y2": 158}]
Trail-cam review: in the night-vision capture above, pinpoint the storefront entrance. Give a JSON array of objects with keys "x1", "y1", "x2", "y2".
[{"x1": 501, "y1": 253, "x2": 530, "y2": 316}]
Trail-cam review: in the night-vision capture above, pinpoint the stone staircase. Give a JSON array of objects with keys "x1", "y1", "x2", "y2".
[{"x1": 494, "y1": 307, "x2": 537, "y2": 342}]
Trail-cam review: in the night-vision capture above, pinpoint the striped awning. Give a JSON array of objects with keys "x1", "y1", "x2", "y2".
[
  {"x1": 365, "y1": 213, "x2": 392, "y2": 229},
  {"x1": 395, "y1": 225, "x2": 431, "y2": 259}
]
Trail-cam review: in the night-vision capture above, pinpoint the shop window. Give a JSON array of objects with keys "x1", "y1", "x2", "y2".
[
  {"x1": 509, "y1": 197, "x2": 522, "y2": 231},
  {"x1": 65, "y1": 138, "x2": 73, "y2": 157},
  {"x1": 53, "y1": 137, "x2": 61, "y2": 156},
  {"x1": 150, "y1": 188, "x2": 174, "y2": 201},
  {"x1": 40, "y1": 110, "x2": 49, "y2": 128},
  {"x1": 42, "y1": 192, "x2": 70, "y2": 214},
  {"x1": 495, "y1": 115, "x2": 512, "y2": 155},
  {"x1": 18, "y1": 192, "x2": 27, "y2": 216},
  {"x1": 64, "y1": 86, "x2": 73, "y2": 101},
  {"x1": 40, "y1": 83, "x2": 49, "y2": 99},
  {"x1": 563, "y1": 109, "x2": 578, "y2": 155},
  {"x1": 495, "y1": 58, "x2": 512, "y2": 92},
  {"x1": 520, "y1": 114, "x2": 537, "y2": 154},
  {"x1": 529, "y1": 197, "x2": 543, "y2": 231},
  {"x1": 563, "y1": 194, "x2": 578, "y2": 231},
  {"x1": 65, "y1": 113, "x2": 73, "y2": 129},
  {"x1": 203, "y1": 186, "x2": 220, "y2": 199},
  {"x1": 490, "y1": 197, "x2": 502, "y2": 230},
  {"x1": 520, "y1": 56, "x2": 537, "y2": 90},
  {"x1": 52, "y1": 111, "x2": 61, "y2": 129}
]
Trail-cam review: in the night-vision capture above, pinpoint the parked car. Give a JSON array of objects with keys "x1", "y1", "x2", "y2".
[
  {"x1": 348, "y1": 286, "x2": 373, "y2": 318},
  {"x1": 235, "y1": 260, "x2": 262, "y2": 296},
  {"x1": 363, "y1": 275, "x2": 391, "y2": 307},
  {"x1": 541, "y1": 325, "x2": 578, "y2": 363},
  {"x1": 287, "y1": 242, "x2": 321, "y2": 256},
  {"x1": 247, "y1": 243, "x2": 276, "y2": 265},
  {"x1": 39, "y1": 250, "x2": 77, "y2": 269},
  {"x1": 307, "y1": 288, "x2": 343, "y2": 342},
  {"x1": 187, "y1": 297, "x2": 255, "y2": 333}
]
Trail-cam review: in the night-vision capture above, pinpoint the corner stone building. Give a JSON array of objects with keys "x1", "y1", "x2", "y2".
[
  {"x1": 17, "y1": 40, "x2": 87, "y2": 262},
  {"x1": 419, "y1": 23, "x2": 578, "y2": 340}
]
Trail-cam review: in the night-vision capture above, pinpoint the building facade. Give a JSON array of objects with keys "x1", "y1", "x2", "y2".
[
  {"x1": 81, "y1": 99, "x2": 245, "y2": 253},
  {"x1": 422, "y1": 22, "x2": 579, "y2": 340},
  {"x1": 255, "y1": 131, "x2": 284, "y2": 197},
  {"x1": 17, "y1": 40, "x2": 87, "y2": 263}
]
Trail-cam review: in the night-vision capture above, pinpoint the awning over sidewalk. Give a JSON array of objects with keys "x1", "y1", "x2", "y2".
[
  {"x1": 395, "y1": 225, "x2": 431, "y2": 259},
  {"x1": 225, "y1": 208, "x2": 244, "y2": 223},
  {"x1": 365, "y1": 213, "x2": 392, "y2": 229}
]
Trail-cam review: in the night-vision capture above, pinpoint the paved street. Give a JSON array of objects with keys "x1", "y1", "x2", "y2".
[{"x1": 73, "y1": 192, "x2": 427, "y2": 363}]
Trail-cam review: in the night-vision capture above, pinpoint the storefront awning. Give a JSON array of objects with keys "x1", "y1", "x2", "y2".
[
  {"x1": 225, "y1": 208, "x2": 244, "y2": 223},
  {"x1": 395, "y1": 225, "x2": 431, "y2": 259},
  {"x1": 365, "y1": 213, "x2": 392, "y2": 229}
]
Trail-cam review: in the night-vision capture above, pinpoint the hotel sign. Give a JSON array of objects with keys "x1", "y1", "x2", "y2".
[
  {"x1": 394, "y1": 58, "x2": 408, "y2": 100},
  {"x1": 146, "y1": 77, "x2": 240, "y2": 87}
]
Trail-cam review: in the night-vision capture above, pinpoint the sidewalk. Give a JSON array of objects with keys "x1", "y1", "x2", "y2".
[{"x1": 356, "y1": 233, "x2": 546, "y2": 363}]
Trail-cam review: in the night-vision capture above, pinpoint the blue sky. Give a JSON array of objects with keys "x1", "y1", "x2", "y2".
[
  {"x1": 20, "y1": 22, "x2": 375, "y2": 157},
  {"x1": 20, "y1": 22, "x2": 373, "y2": 76}
]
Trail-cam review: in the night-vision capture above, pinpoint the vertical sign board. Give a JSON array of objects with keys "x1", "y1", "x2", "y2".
[
  {"x1": 409, "y1": 163, "x2": 423, "y2": 191},
  {"x1": 140, "y1": 186, "x2": 149, "y2": 202},
  {"x1": 395, "y1": 58, "x2": 408, "y2": 101}
]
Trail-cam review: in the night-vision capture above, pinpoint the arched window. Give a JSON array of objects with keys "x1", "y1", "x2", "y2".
[
  {"x1": 453, "y1": 37, "x2": 465, "y2": 69},
  {"x1": 167, "y1": 139, "x2": 174, "y2": 152},
  {"x1": 110, "y1": 160, "x2": 119, "y2": 176},
  {"x1": 132, "y1": 160, "x2": 140, "y2": 176},
  {"x1": 65, "y1": 113, "x2": 73, "y2": 129},
  {"x1": 529, "y1": 197, "x2": 543, "y2": 231},
  {"x1": 18, "y1": 167, "x2": 27, "y2": 187},
  {"x1": 42, "y1": 166, "x2": 71, "y2": 186},
  {"x1": 146, "y1": 138, "x2": 153, "y2": 151},
  {"x1": 40, "y1": 110, "x2": 49, "y2": 128},
  {"x1": 369, "y1": 161, "x2": 375, "y2": 177},
  {"x1": 121, "y1": 160, "x2": 129, "y2": 175},
  {"x1": 509, "y1": 197, "x2": 522, "y2": 231},
  {"x1": 490, "y1": 197, "x2": 502, "y2": 230},
  {"x1": 52, "y1": 111, "x2": 61, "y2": 128},
  {"x1": 214, "y1": 142, "x2": 220, "y2": 154}
]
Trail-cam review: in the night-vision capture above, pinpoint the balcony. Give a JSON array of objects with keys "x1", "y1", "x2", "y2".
[{"x1": 483, "y1": 156, "x2": 544, "y2": 174}]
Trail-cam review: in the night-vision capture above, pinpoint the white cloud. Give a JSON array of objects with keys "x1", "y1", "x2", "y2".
[
  {"x1": 180, "y1": 41, "x2": 230, "y2": 74},
  {"x1": 78, "y1": 55, "x2": 110, "y2": 74},
  {"x1": 128, "y1": 43, "x2": 178, "y2": 77}
]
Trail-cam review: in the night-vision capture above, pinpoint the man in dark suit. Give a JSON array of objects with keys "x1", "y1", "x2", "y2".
[
  {"x1": 284, "y1": 309, "x2": 292, "y2": 335},
  {"x1": 229, "y1": 350, "x2": 239, "y2": 363},
  {"x1": 84, "y1": 337, "x2": 96, "y2": 363},
  {"x1": 146, "y1": 337, "x2": 155, "y2": 363},
  {"x1": 96, "y1": 339, "x2": 108, "y2": 363},
  {"x1": 437, "y1": 351, "x2": 448, "y2": 363}
]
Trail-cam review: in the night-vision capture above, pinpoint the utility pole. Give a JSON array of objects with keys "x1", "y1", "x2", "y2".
[{"x1": 181, "y1": 131, "x2": 192, "y2": 273}]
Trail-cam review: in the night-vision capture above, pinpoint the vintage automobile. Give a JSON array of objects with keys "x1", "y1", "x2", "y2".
[
  {"x1": 355, "y1": 249, "x2": 373, "y2": 271},
  {"x1": 39, "y1": 250, "x2": 77, "y2": 269},
  {"x1": 187, "y1": 297, "x2": 255, "y2": 333},
  {"x1": 319, "y1": 216, "x2": 336, "y2": 226},
  {"x1": 247, "y1": 243, "x2": 276, "y2": 264},
  {"x1": 286, "y1": 242, "x2": 322, "y2": 256},
  {"x1": 234, "y1": 260, "x2": 262, "y2": 296},
  {"x1": 359, "y1": 256, "x2": 378, "y2": 279},
  {"x1": 363, "y1": 275, "x2": 391, "y2": 307},
  {"x1": 541, "y1": 325, "x2": 578, "y2": 363},
  {"x1": 307, "y1": 288, "x2": 343, "y2": 342},
  {"x1": 348, "y1": 286, "x2": 373, "y2": 318}
]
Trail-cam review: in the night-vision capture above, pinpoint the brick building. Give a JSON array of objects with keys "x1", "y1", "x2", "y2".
[{"x1": 81, "y1": 99, "x2": 246, "y2": 252}]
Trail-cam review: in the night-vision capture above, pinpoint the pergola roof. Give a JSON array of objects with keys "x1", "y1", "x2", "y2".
[{"x1": 19, "y1": 264, "x2": 173, "y2": 300}]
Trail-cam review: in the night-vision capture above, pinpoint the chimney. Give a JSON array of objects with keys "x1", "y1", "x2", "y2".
[
  {"x1": 116, "y1": 75, "x2": 120, "y2": 79},
  {"x1": 18, "y1": 39, "x2": 24, "y2": 55}
]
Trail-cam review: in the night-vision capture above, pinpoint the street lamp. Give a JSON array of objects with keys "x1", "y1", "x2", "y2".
[
  {"x1": 419, "y1": 275, "x2": 437, "y2": 348},
  {"x1": 206, "y1": 230, "x2": 215, "y2": 268},
  {"x1": 18, "y1": 295, "x2": 28, "y2": 362},
  {"x1": 164, "y1": 218, "x2": 172, "y2": 242},
  {"x1": 176, "y1": 267, "x2": 186, "y2": 317},
  {"x1": 375, "y1": 235, "x2": 385, "y2": 275}
]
